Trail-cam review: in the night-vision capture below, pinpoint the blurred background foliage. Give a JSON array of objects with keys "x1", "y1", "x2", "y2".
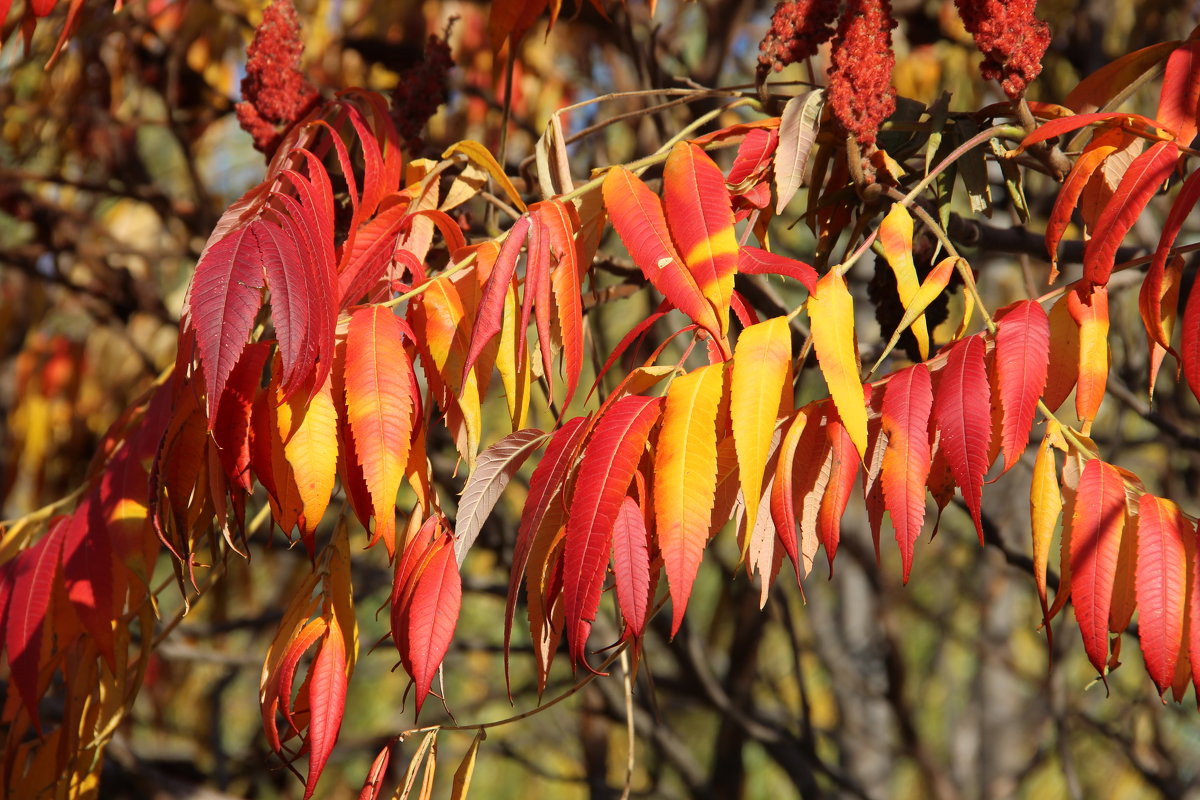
[{"x1": 4, "y1": 0, "x2": 1200, "y2": 797}]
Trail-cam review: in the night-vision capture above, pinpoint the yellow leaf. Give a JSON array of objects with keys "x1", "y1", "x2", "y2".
[
  {"x1": 451, "y1": 730, "x2": 486, "y2": 800},
  {"x1": 443, "y1": 140, "x2": 528, "y2": 213},
  {"x1": 731, "y1": 317, "x2": 793, "y2": 553},
  {"x1": 1030, "y1": 421, "x2": 1063, "y2": 624},
  {"x1": 877, "y1": 204, "x2": 929, "y2": 359},
  {"x1": 808, "y1": 272, "x2": 868, "y2": 458},
  {"x1": 276, "y1": 369, "x2": 339, "y2": 538}
]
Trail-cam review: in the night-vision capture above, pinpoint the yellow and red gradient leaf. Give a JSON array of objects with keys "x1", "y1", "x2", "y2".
[
  {"x1": 662, "y1": 142, "x2": 737, "y2": 336},
  {"x1": 771, "y1": 406, "x2": 810, "y2": 581},
  {"x1": 1066, "y1": 285, "x2": 1110, "y2": 432},
  {"x1": 877, "y1": 204, "x2": 930, "y2": 359},
  {"x1": 808, "y1": 271, "x2": 868, "y2": 458},
  {"x1": 1082, "y1": 140, "x2": 1179, "y2": 287},
  {"x1": 994, "y1": 301, "x2": 1050, "y2": 474},
  {"x1": 1142, "y1": 165, "x2": 1200, "y2": 345},
  {"x1": 880, "y1": 364, "x2": 933, "y2": 583},
  {"x1": 1137, "y1": 495, "x2": 1190, "y2": 695},
  {"x1": 1069, "y1": 458, "x2": 1127, "y2": 677},
  {"x1": 932, "y1": 336, "x2": 992, "y2": 544},
  {"x1": 564, "y1": 396, "x2": 662, "y2": 670},
  {"x1": 602, "y1": 167, "x2": 724, "y2": 341},
  {"x1": 276, "y1": 366, "x2": 339, "y2": 548},
  {"x1": 731, "y1": 317, "x2": 792, "y2": 547},
  {"x1": 653, "y1": 362, "x2": 724, "y2": 635},
  {"x1": 344, "y1": 306, "x2": 415, "y2": 554},
  {"x1": 303, "y1": 620, "x2": 348, "y2": 800},
  {"x1": 1030, "y1": 423, "x2": 1063, "y2": 630},
  {"x1": 612, "y1": 497, "x2": 652, "y2": 642}
]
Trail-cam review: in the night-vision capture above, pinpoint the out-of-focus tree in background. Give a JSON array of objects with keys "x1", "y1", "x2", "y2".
[{"x1": 4, "y1": 0, "x2": 1200, "y2": 797}]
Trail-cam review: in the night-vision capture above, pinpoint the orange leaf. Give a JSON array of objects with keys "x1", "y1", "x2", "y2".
[
  {"x1": 654, "y1": 363, "x2": 724, "y2": 635},
  {"x1": 1066, "y1": 285, "x2": 1110, "y2": 432},
  {"x1": 602, "y1": 166, "x2": 724, "y2": 341},
  {"x1": 344, "y1": 306, "x2": 415, "y2": 554}
]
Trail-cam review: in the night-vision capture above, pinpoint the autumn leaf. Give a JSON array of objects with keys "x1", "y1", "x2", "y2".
[
  {"x1": 881, "y1": 364, "x2": 933, "y2": 583},
  {"x1": 994, "y1": 301, "x2": 1050, "y2": 473},
  {"x1": 344, "y1": 306, "x2": 416, "y2": 554},
  {"x1": 808, "y1": 271, "x2": 868, "y2": 458},
  {"x1": 654, "y1": 363, "x2": 724, "y2": 635},
  {"x1": 932, "y1": 336, "x2": 992, "y2": 544},
  {"x1": 1137, "y1": 494, "x2": 1190, "y2": 694},
  {"x1": 731, "y1": 317, "x2": 792, "y2": 551},
  {"x1": 564, "y1": 396, "x2": 662, "y2": 670},
  {"x1": 662, "y1": 142, "x2": 737, "y2": 335},
  {"x1": 1070, "y1": 458, "x2": 1126, "y2": 677}
]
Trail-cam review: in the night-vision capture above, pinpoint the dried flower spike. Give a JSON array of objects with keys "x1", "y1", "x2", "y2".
[
  {"x1": 756, "y1": 0, "x2": 841, "y2": 80},
  {"x1": 235, "y1": 0, "x2": 320, "y2": 156},
  {"x1": 390, "y1": 29, "x2": 456, "y2": 155},
  {"x1": 827, "y1": 0, "x2": 897, "y2": 148},
  {"x1": 955, "y1": 0, "x2": 1050, "y2": 99}
]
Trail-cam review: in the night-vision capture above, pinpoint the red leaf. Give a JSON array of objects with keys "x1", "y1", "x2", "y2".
[
  {"x1": 304, "y1": 621, "x2": 348, "y2": 800},
  {"x1": 1070, "y1": 458, "x2": 1126, "y2": 676},
  {"x1": 932, "y1": 336, "x2": 992, "y2": 543},
  {"x1": 612, "y1": 497, "x2": 651, "y2": 642},
  {"x1": 184, "y1": 222, "x2": 267, "y2": 423},
  {"x1": 505, "y1": 416, "x2": 589, "y2": 686},
  {"x1": 1184, "y1": 280, "x2": 1200, "y2": 403},
  {"x1": 358, "y1": 745, "x2": 391, "y2": 800},
  {"x1": 564, "y1": 396, "x2": 662, "y2": 671},
  {"x1": 728, "y1": 128, "x2": 779, "y2": 185},
  {"x1": 994, "y1": 301, "x2": 1050, "y2": 474},
  {"x1": 602, "y1": 167, "x2": 723, "y2": 339},
  {"x1": 396, "y1": 531, "x2": 462, "y2": 716},
  {"x1": 818, "y1": 417, "x2": 858, "y2": 570},
  {"x1": 463, "y1": 215, "x2": 531, "y2": 382},
  {"x1": 737, "y1": 246, "x2": 817, "y2": 291},
  {"x1": 1143, "y1": 169, "x2": 1200, "y2": 349},
  {"x1": 6, "y1": 520, "x2": 67, "y2": 731},
  {"x1": 1156, "y1": 40, "x2": 1200, "y2": 143},
  {"x1": 62, "y1": 495, "x2": 116, "y2": 669},
  {"x1": 212, "y1": 341, "x2": 271, "y2": 491},
  {"x1": 1137, "y1": 494, "x2": 1190, "y2": 694},
  {"x1": 881, "y1": 364, "x2": 933, "y2": 583},
  {"x1": 1082, "y1": 140, "x2": 1178, "y2": 287}
]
